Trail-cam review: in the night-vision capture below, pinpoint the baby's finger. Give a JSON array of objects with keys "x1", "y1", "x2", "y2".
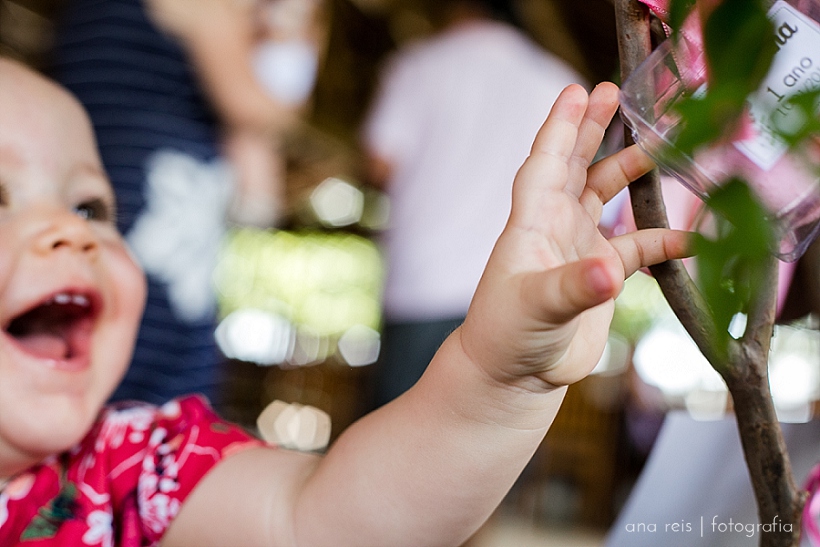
[
  {"x1": 530, "y1": 84, "x2": 589, "y2": 157},
  {"x1": 566, "y1": 83, "x2": 620, "y2": 198},
  {"x1": 511, "y1": 85, "x2": 589, "y2": 224},
  {"x1": 521, "y1": 257, "x2": 622, "y2": 325},
  {"x1": 580, "y1": 144, "x2": 655, "y2": 223},
  {"x1": 523, "y1": 85, "x2": 589, "y2": 191},
  {"x1": 609, "y1": 228, "x2": 693, "y2": 277}
]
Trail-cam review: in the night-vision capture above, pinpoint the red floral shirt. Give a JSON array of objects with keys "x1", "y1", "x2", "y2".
[{"x1": 0, "y1": 396, "x2": 263, "y2": 547}]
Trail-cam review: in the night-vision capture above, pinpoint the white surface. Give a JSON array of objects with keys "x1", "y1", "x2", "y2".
[{"x1": 606, "y1": 412, "x2": 819, "y2": 547}]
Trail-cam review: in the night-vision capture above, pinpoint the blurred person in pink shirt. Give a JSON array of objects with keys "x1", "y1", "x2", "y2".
[{"x1": 362, "y1": 0, "x2": 587, "y2": 408}]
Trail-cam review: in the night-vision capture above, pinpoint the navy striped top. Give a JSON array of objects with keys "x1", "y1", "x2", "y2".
[
  {"x1": 52, "y1": 0, "x2": 220, "y2": 233},
  {"x1": 52, "y1": 0, "x2": 225, "y2": 405}
]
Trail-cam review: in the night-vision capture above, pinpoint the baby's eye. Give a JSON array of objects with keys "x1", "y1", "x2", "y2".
[{"x1": 73, "y1": 198, "x2": 114, "y2": 222}]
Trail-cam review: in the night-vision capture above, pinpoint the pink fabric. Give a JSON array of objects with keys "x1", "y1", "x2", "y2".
[
  {"x1": 639, "y1": 0, "x2": 705, "y2": 51},
  {"x1": 640, "y1": 0, "x2": 670, "y2": 17},
  {"x1": 0, "y1": 396, "x2": 263, "y2": 547},
  {"x1": 805, "y1": 463, "x2": 820, "y2": 545}
]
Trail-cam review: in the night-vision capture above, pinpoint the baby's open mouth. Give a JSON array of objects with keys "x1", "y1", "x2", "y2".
[{"x1": 5, "y1": 292, "x2": 100, "y2": 362}]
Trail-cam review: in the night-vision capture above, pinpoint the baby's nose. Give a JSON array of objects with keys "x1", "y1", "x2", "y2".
[{"x1": 34, "y1": 209, "x2": 99, "y2": 255}]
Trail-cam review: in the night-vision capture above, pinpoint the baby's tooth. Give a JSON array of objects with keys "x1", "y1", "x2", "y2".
[
  {"x1": 72, "y1": 295, "x2": 90, "y2": 307},
  {"x1": 54, "y1": 293, "x2": 71, "y2": 305}
]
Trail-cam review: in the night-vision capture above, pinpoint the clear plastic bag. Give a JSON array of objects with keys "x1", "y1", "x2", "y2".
[{"x1": 620, "y1": 0, "x2": 820, "y2": 261}]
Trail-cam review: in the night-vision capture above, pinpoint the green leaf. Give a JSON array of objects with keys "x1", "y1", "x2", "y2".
[
  {"x1": 672, "y1": 88, "x2": 747, "y2": 157},
  {"x1": 669, "y1": 0, "x2": 697, "y2": 38},
  {"x1": 20, "y1": 516, "x2": 59, "y2": 541},
  {"x1": 704, "y1": 0, "x2": 777, "y2": 94},
  {"x1": 703, "y1": 179, "x2": 774, "y2": 253},
  {"x1": 772, "y1": 89, "x2": 820, "y2": 147},
  {"x1": 20, "y1": 483, "x2": 79, "y2": 540},
  {"x1": 670, "y1": 0, "x2": 778, "y2": 162},
  {"x1": 694, "y1": 179, "x2": 774, "y2": 350}
]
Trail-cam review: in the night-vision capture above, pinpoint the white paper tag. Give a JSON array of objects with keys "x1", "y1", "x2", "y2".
[{"x1": 734, "y1": 1, "x2": 820, "y2": 170}]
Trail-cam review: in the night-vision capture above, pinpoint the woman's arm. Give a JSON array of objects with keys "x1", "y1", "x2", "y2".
[{"x1": 146, "y1": 0, "x2": 316, "y2": 135}]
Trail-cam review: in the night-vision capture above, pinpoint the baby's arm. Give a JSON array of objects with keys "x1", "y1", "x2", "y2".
[{"x1": 161, "y1": 83, "x2": 690, "y2": 547}]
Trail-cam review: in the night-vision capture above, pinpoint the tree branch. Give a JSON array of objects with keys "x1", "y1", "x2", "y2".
[
  {"x1": 614, "y1": 0, "x2": 723, "y2": 366},
  {"x1": 613, "y1": 1, "x2": 807, "y2": 545}
]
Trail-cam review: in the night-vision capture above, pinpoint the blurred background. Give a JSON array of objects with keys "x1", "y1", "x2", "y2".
[{"x1": 2, "y1": 0, "x2": 819, "y2": 545}]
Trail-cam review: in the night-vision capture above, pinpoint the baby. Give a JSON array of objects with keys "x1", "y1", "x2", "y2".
[{"x1": 0, "y1": 56, "x2": 688, "y2": 546}]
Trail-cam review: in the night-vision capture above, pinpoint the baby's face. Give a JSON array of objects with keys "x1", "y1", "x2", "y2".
[{"x1": 0, "y1": 59, "x2": 146, "y2": 476}]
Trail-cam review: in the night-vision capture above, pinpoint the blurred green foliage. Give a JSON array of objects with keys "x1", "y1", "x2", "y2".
[
  {"x1": 611, "y1": 272, "x2": 672, "y2": 344},
  {"x1": 215, "y1": 229, "x2": 384, "y2": 337}
]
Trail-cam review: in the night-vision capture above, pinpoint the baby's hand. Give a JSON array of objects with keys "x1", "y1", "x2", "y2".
[{"x1": 461, "y1": 83, "x2": 689, "y2": 390}]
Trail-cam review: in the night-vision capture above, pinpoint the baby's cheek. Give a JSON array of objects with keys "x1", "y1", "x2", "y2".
[
  {"x1": 103, "y1": 240, "x2": 147, "y2": 322},
  {"x1": 96, "y1": 244, "x2": 146, "y2": 389},
  {"x1": 0, "y1": 242, "x2": 12, "y2": 295}
]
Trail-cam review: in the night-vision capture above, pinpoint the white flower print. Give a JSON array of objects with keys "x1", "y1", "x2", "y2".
[
  {"x1": 0, "y1": 473, "x2": 35, "y2": 530},
  {"x1": 139, "y1": 426, "x2": 184, "y2": 534},
  {"x1": 0, "y1": 494, "x2": 8, "y2": 531},
  {"x1": 79, "y1": 483, "x2": 111, "y2": 508},
  {"x1": 159, "y1": 400, "x2": 181, "y2": 420},
  {"x1": 83, "y1": 510, "x2": 114, "y2": 547},
  {"x1": 127, "y1": 149, "x2": 234, "y2": 323},
  {"x1": 96, "y1": 405, "x2": 156, "y2": 453},
  {"x1": 140, "y1": 493, "x2": 181, "y2": 535}
]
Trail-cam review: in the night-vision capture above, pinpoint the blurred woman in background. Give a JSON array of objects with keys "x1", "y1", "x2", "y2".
[{"x1": 52, "y1": 0, "x2": 324, "y2": 404}]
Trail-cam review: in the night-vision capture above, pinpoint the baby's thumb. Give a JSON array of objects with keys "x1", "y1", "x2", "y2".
[{"x1": 522, "y1": 258, "x2": 621, "y2": 324}]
